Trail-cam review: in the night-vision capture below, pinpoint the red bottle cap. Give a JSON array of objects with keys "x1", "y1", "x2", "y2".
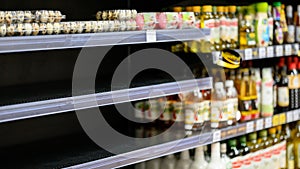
[
  {"x1": 289, "y1": 63, "x2": 296, "y2": 70},
  {"x1": 297, "y1": 61, "x2": 300, "y2": 70},
  {"x1": 294, "y1": 56, "x2": 299, "y2": 64},
  {"x1": 287, "y1": 56, "x2": 292, "y2": 64}
]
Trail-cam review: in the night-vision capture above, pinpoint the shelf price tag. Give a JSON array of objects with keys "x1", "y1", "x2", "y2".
[
  {"x1": 293, "y1": 110, "x2": 300, "y2": 121},
  {"x1": 244, "y1": 49, "x2": 253, "y2": 60},
  {"x1": 265, "y1": 117, "x2": 272, "y2": 128},
  {"x1": 279, "y1": 113, "x2": 286, "y2": 125},
  {"x1": 258, "y1": 47, "x2": 266, "y2": 58},
  {"x1": 294, "y1": 43, "x2": 299, "y2": 55},
  {"x1": 276, "y1": 45, "x2": 283, "y2": 57},
  {"x1": 267, "y1": 46, "x2": 274, "y2": 58},
  {"x1": 146, "y1": 30, "x2": 157, "y2": 42},
  {"x1": 212, "y1": 51, "x2": 221, "y2": 64},
  {"x1": 256, "y1": 119, "x2": 264, "y2": 131},
  {"x1": 287, "y1": 111, "x2": 294, "y2": 123},
  {"x1": 246, "y1": 121, "x2": 254, "y2": 133},
  {"x1": 285, "y1": 44, "x2": 292, "y2": 56},
  {"x1": 272, "y1": 115, "x2": 280, "y2": 126},
  {"x1": 212, "y1": 130, "x2": 221, "y2": 142}
]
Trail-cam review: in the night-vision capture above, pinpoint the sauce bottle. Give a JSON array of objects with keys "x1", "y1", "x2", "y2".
[
  {"x1": 213, "y1": 6, "x2": 221, "y2": 51},
  {"x1": 225, "y1": 80, "x2": 238, "y2": 126},
  {"x1": 217, "y1": 6, "x2": 227, "y2": 50},
  {"x1": 286, "y1": 5, "x2": 295, "y2": 43},
  {"x1": 211, "y1": 82, "x2": 227, "y2": 129},
  {"x1": 255, "y1": 2, "x2": 269, "y2": 47},
  {"x1": 288, "y1": 63, "x2": 299, "y2": 110},
  {"x1": 280, "y1": 4, "x2": 288, "y2": 43},
  {"x1": 261, "y1": 68, "x2": 274, "y2": 117},
  {"x1": 277, "y1": 65, "x2": 289, "y2": 113},
  {"x1": 238, "y1": 69, "x2": 252, "y2": 122},
  {"x1": 239, "y1": 11, "x2": 256, "y2": 49},
  {"x1": 273, "y1": 2, "x2": 284, "y2": 45},
  {"x1": 268, "y1": 5, "x2": 274, "y2": 46}
]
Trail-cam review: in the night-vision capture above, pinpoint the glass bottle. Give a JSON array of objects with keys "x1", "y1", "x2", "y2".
[
  {"x1": 261, "y1": 68, "x2": 274, "y2": 117},
  {"x1": 247, "y1": 132, "x2": 260, "y2": 152},
  {"x1": 286, "y1": 5, "x2": 295, "y2": 43},
  {"x1": 160, "y1": 154, "x2": 176, "y2": 169},
  {"x1": 280, "y1": 4, "x2": 288, "y2": 43},
  {"x1": 218, "y1": 6, "x2": 227, "y2": 50},
  {"x1": 220, "y1": 143, "x2": 232, "y2": 169},
  {"x1": 213, "y1": 6, "x2": 221, "y2": 51},
  {"x1": 268, "y1": 127, "x2": 279, "y2": 146},
  {"x1": 238, "y1": 69, "x2": 253, "y2": 122},
  {"x1": 224, "y1": 6, "x2": 231, "y2": 49},
  {"x1": 285, "y1": 124, "x2": 295, "y2": 169},
  {"x1": 277, "y1": 65, "x2": 289, "y2": 113},
  {"x1": 200, "y1": 5, "x2": 214, "y2": 53},
  {"x1": 228, "y1": 6, "x2": 238, "y2": 49},
  {"x1": 268, "y1": 5, "x2": 274, "y2": 46},
  {"x1": 296, "y1": 5, "x2": 300, "y2": 43},
  {"x1": 288, "y1": 63, "x2": 299, "y2": 110},
  {"x1": 238, "y1": 136, "x2": 250, "y2": 156},
  {"x1": 225, "y1": 80, "x2": 238, "y2": 126},
  {"x1": 239, "y1": 13, "x2": 256, "y2": 49},
  {"x1": 255, "y1": 2, "x2": 269, "y2": 47},
  {"x1": 175, "y1": 150, "x2": 192, "y2": 169},
  {"x1": 273, "y1": 2, "x2": 284, "y2": 45},
  {"x1": 211, "y1": 82, "x2": 228, "y2": 129},
  {"x1": 258, "y1": 130, "x2": 271, "y2": 149},
  {"x1": 227, "y1": 139, "x2": 240, "y2": 159}
]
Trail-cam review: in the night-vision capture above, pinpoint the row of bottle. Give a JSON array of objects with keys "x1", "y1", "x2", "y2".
[
  {"x1": 132, "y1": 122, "x2": 300, "y2": 169},
  {"x1": 172, "y1": 2, "x2": 300, "y2": 52}
]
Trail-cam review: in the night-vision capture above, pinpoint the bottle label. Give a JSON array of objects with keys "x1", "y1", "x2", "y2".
[
  {"x1": 211, "y1": 100, "x2": 226, "y2": 123},
  {"x1": 203, "y1": 19, "x2": 215, "y2": 42},
  {"x1": 238, "y1": 97, "x2": 253, "y2": 121},
  {"x1": 184, "y1": 105, "x2": 195, "y2": 127},
  {"x1": 220, "y1": 16, "x2": 228, "y2": 42},
  {"x1": 273, "y1": 85, "x2": 277, "y2": 108},
  {"x1": 268, "y1": 18, "x2": 274, "y2": 42},
  {"x1": 172, "y1": 102, "x2": 184, "y2": 122},
  {"x1": 287, "y1": 143, "x2": 294, "y2": 169},
  {"x1": 213, "y1": 19, "x2": 220, "y2": 44},
  {"x1": 281, "y1": 141, "x2": 287, "y2": 168},
  {"x1": 287, "y1": 25, "x2": 295, "y2": 43},
  {"x1": 203, "y1": 100, "x2": 210, "y2": 121},
  {"x1": 134, "y1": 102, "x2": 145, "y2": 119},
  {"x1": 159, "y1": 101, "x2": 172, "y2": 121},
  {"x1": 297, "y1": 26, "x2": 300, "y2": 42},
  {"x1": 230, "y1": 18, "x2": 238, "y2": 42},
  {"x1": 261, "y1": 80, "x2": 274, "y2": 116},
  {"x1": 275, "y1": 27, "x2": 284, "y2": 44},
  {"x1": 288, "y1": 75, "x2": 299, "y2": 89},
  {"x1": 278, "y1": 86, "x2": 289, "y2": 107},
  {"x1": 257, "y1": 18, "x2": 269, "y2": 47}
]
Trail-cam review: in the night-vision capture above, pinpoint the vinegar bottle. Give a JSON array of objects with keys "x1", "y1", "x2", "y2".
[
  {"x1": 225, "y1": 80, "x2": 238, "y2": 126},
  {"x1": 211, "y1": 82, "x2": 227, "y2": 129}
]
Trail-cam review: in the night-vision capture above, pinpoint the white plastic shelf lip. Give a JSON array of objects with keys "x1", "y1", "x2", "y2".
[
  {"x1": 0, "y1": 77, "x2": 212, "y2": 123},
  {"x1": 0, "y1": 29, "x2": 208, "y2": 54}
]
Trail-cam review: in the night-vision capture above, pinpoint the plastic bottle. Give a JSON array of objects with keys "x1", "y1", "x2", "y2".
[
  {"x1": 255, "y1": 2, "x2": 269, "y2": 47},
  {"x1": 160, "y1": 154, "x2": 177, "y2": 169},
  {"x1": 207, "y1": 142, "x2": 226, "y2": 169},
  {"x1": 273, "y1": 2, "x2": 284, "y2": 45},
  {"x1": 277, "y1": 65, "x2": 289, "y2": 113},
  {"x1": 211, "y1": 82, "x2": 227, "y2": 129},
  {"x1": 220, "y1": 143, "x2": 232, "y2": 169},
  {"x1": 267, "y1": 5, "x2": 274, "y2": 46},
  {"x1": 189, "y1": 146, "x2": 208, "y2": 169},
  {"x1": 288, "y1": 63, "x2": 299, "y2": 110},
  {"x1": 280, "y1": 4, "x2": 288, "y2": 43},
  {"x1": 146, "y1": 158, "x2": 161, "y2": 169},
  {"x1": 238, "y1": 69, "x2": 253, "y2": 122},
  {"x1": 218, "y1": 6, "x2": 228, "y2": 50},
  {"x1": 228, "y1": 6, "x2": 238, "y2": 49},
  {"x1": 200, "y1": 5, "x2": 214, "y2": 53},
  {"x1": 225, "y1": 80, "x2": 238, "y2": 126},
  {"x1": 239, "y1": 11, "x2": 256, "y2": 49},
  {"x1": 286, "y1": 5, "x2": 295, "y2": 43},
  {"x1": 213, "y1": 6, "x2": 221, "y2": 51},
  {"x1": 224, "y1": 6, "x2": 231, "y2": 49},
  {"x1": 175, "y1": 150, "x2": 192, "y2": 169},
  {"x1": 261, "y1": 68, "x2": 274, "y2": 117}
]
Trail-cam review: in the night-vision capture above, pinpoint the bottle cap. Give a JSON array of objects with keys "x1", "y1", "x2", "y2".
[
  {"x1": 228, "y1": 139, "x2": 237, "y2": 146},
  {"x1": 186, "y1": 6, "x2": 193, "y2": 12},
  {"x1": 221, "y1": 143, "x2": 227, "y2": 153},
  {"x1": 239, "y1": 136, "x2": 247, "y2": 143},
  {"x1": 276, "y1": 125, "x2": 282, "y2": 132},
  {"x1": 225, "y1": 80, "x2": 234, "y2": 88},
  {"x1": 268, "y1": 127, "x2": 276, "y2": 134},
  {"x1": 248, "y1": 132, "x2": 257, "y2": 140},
  {"x1": 173, "y1": 6, "x2": 182, "y2": 12},
  {"x1": 289, "y1": 63, "x2": 296, "y2": 70},
  {"x1": 224, "y1": 6, "x2": 228, "y2": 13},
  {"x1": 202, "y1": 5, "x2": 212, "y2": 13},
  {"x1": 286, "y1": 5, "x2": 293, "y2": 17},
  {"x1": 256, "y1": 2, "x2": 268, "y2": 12},
  {"x1": 293, "y1": 56, "x2": 299, "y2": 64},
  {"x1": 192, "y1": 6, "x2": 201, "y2": 13},
  {"x1": 217, "y1": 6, "x2": 224, "y2": 13},
  {"x1": 273, "y1": 2, "x2": 281, "y2": 7},
  {"x1": 229, "y1": 6, "x2": 237, "y2": 13},
  {"x1": 247, "y1": 4, "x2": 256, "y2": 14},
  {"x1": 259, "y1": 130, "x2": 267, "y2": 137},
  {"x1": 215, "y1": 82, "x2": 224, "y2": 89}
]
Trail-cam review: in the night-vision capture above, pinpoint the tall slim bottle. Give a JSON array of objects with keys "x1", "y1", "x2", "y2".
[
  {"x1": 211, "y1": 82, "x2": 227, "y2": 129},
  {"x1": 255, "y1": 2, "x2": 269, "y2": 47},
  {"x1": 296, "y1": 5, "x2": 300, "y2": 43},
  {"x1": 189, "y1": 146, "x2": 208, "y2": 169},
  {"x1": 220, "y1": 143, "x2": 232, "y2": 169},
  {"x1": 273, "y1": 2, "x2": 284, "y2": 45},
  {"x1": 228, "y1": 6, "x2": 238, "y2": 49},
  {"x1": 288, "y1": 63, "x2": 299, "y2": 110},
  {"x1": 261, "y1": 68, "x2": 274, "y2": 117},
  {"x1": 268, "y1": 5, "x2": 274, "y2": 46},
  {"x1": 217, "y1": 6, "x2": 227, "y2": 50},
  {"x1": 277, "y1": 65, "x2": 289, "y2": 113},
  {"x1": 280, "y1": 4, "x2": 288, "y2": 43},
  {"x1": 207, "y1": 142, "x2": 226, "y2": 169},
  {"x1": 225, "y1": 80, "x2": 238, "y2": 126},
  {"x1": 286, "y1": 5, "x2": 295, "y2": 43},
  {"x1": 285, "y1": 124, "x2": 295, "y2": 169},
  {"x1": 200, "y1": 5, "x2": 214, "y2": 53}
]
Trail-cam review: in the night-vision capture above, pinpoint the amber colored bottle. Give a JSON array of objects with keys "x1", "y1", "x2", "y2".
[{"x1": 238, "y1": 69, "x2": 253, "y2": 122}]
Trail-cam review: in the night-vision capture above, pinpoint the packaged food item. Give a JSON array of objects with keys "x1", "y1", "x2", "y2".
[
  {"x1": 48, "y1": 10, "x2": 55, "y2": 23},
  {"x1": 120, "y1": 21, "x2": 126, "y2": 31},
  {"x1": 53, "y1": 22, "x2": 61, "y2": 34},
  {"x1": 16, "y1": 23, "x2": 24, "y2": 36},
  {"x1": 24, "y1": 23, "x2": 32, "y2": 36},
  {"x1": 31, "y1": 23, "x2": 39, "y2": 35},
  {"x1": 6, "y1": 24, "x2": 16, "y2": 36},
  {"x1": 39, "y1": 23, "x2": 47, "y2": 35},
  {"x1": 108, "y1": 20, "x2": 115, "y2": 32},
  {"x1": 114, "y1": 20, "x2": 120, "y2": 32},
  {"x1": 91, "y1": 21, "x2": 98, "y2": 33},
  {"x1": 0, "y1": 11, "x2": 5, "y2": 24},
  {"x1": 62, "y1": 22, "x2": 71, "y2": 34},
  {"x1": 102, "y1": 21, "x2": 109, "y2": 32},
  {"x1": 40, "y1": 10, "x2": 49, "y2": 23},
  {"x1": 96, "y1": 21, "x2": 103, "y2": 32},
  {"x1": 165, "y1": 12, "x2": 180, "y2": 29},
  {"x1": 0, "y1": 24, "x2": 6, "y2": 36},
  {"x1": 136, "y1": 12, "x2": 157, "y2": 30},
  {"x1": 77, "y1": 22, "x2": 84, "y2": 34},
  {"x1": 54, "y1": 11, "x2": 63, "y2": 22},
  {"x1": 46, "y1": 23, "x2": 54, "y2": 35},
  {"x1": 24, "y1": 11, "x2": 34, "y2": 23},
  {"x1": 16, "y1": 11, "x2": 25, "y2": 23}
]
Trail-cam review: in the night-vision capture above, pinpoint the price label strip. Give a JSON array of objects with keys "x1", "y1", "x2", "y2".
[
  {"x1": 279, "y1": 113, "x2": 286, "y2": 125},
  {"x1": 256, "y1": 119, "x2": 264, "y2": 131},
  {"x1": 244, "y1": 49, "x2": 253, "y2": 60},
  {"x1": 287, "y1": 111, "x2": 294, "y2": 123},
  {"x1": 293, "y1": 110, "x2": 300, "y2": 121},
  {"x1": 146, "y1": 30, "x2": 156, "y2": 42},
  {"x1": 212, "y1": 51, "x2": 221, "y2": 64},
  {"x1": 265, "y1": 117, "x2": 272, "y2": 128},
  {"x1": 272, "y1": 115, "x2": 280, "y2": 126},
  {"x1": 285, "y1": 44, "x2": 292, "y2": 56},
  {"x1": 246, "y1": 121, "x2": 254, "y2": 133},
  {"x1": 212, "y1": 130, "x2": 221, "y2": 142},
  {"x1": 258, "y1": 47, "x2": 266, "y2": 59},
  {"x1": 267, "y1": 46, "x2": 274, "y2": 58},
  {"x1": 294, "y1": 43, "x2": 299, "y2": 55},
  {"x1": 275, "y1": 45, "x2": 283, "y2": 57}
]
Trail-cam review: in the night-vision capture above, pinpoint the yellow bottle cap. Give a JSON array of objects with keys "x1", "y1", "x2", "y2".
[
  {"x1": 229, "y1": 6, "x2": 237, "y2": 13},
  {"x1": 224, "y1": 6, "x2": 229, "y2": 13},
  {"x1": 173, "y1": 6, "x2": 182, "y2": 12},
  {"x1": 276, "y1": 125, "x2": 282, "y2": 131},
  {"x1": 186, "y1": 6, "x2": 193, "y2": 12},
  {"x1": 217, "y1": 6, "x2": 224, "y2": 13},
  {"x1": 202, "y1": 5, "x2": 213, "y2": 13},
  {"x1": 268, "y1": 127, "x2": 276, "y2": 134},
  {"x1": 192, "y1": 6, "x2": 201, "y2": 13}
]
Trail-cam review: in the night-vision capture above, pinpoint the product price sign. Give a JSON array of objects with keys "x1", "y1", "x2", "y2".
[
  {"x1": 279, "y1": 113, "x2": 286, "y2": 125},
  {"x1": 267, "y1": 46, "x2": 274, "y2": 58},
  {"x1": 244, "y1": 49, "x2": 253, "y2": 60},
  {"x1": 272, "y1": 115, "x2": 280, "y2": 126},
  {"x1": 265, "y1": 117, "x2": 272, "y2": 128},
  {"x1": 293, "y1": 109, "x2": 300, "y2": 121},
  {"x1": 212, "y1": 130, "x2": 221, "y2": 142},
  {"x1": 285, "y1": 44, "x2": 292, "y2": 56},
  {"x1": 246, "y1": 121, "x2": 254, "y2": 133},
  {"x1": 146, "y1": 30, "x2": 156, "y2": 42},
  {"x1": 287, "y1": 111, "x2": 294, "y2": 123},
  {"x1": 212, "y1": 51, "x2": 221, "y2": 64},
  {"x1": 275, "y1": 45, "x2": 283, "y2": 57},
  {"x1": 258, "y1": 47, "x2": 266, "y2": 58},
  {"x1": 256, "y1": 119, "x2": 264, "y2": 131}
]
